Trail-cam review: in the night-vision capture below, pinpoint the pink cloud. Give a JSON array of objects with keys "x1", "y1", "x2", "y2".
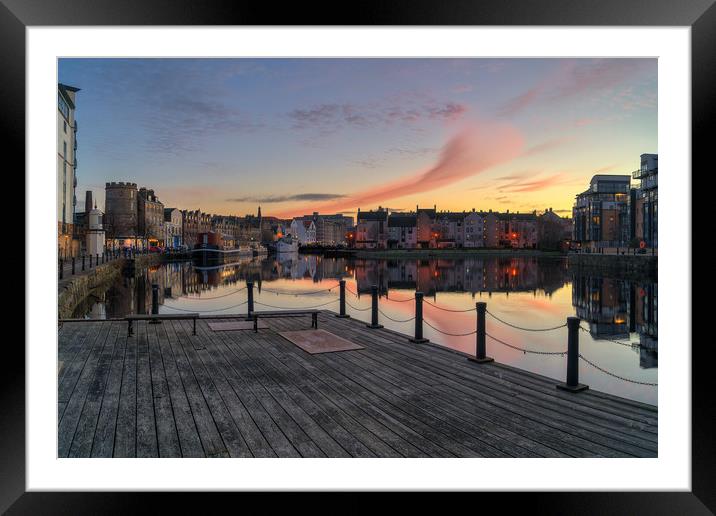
[{"x1": 275, "y1": 121, "x2": 524, "y2": 218}]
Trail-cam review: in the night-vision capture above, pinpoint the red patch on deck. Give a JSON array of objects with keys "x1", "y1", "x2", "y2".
[
  {"x1": 208, "y1": 320, "x2": 268, "y2": 331},
  {"x1": 278, "y1": 329, "x2": 364, "y2": 354}
]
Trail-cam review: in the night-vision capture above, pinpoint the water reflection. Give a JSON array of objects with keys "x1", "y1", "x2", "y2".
[{"x1": 74, "y1": 254, "x2": 657, "y2": 404}]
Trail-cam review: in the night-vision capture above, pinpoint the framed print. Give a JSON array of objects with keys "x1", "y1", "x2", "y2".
[{"x1": 7, "y1": 0, "x2": 710, "y2": 511}]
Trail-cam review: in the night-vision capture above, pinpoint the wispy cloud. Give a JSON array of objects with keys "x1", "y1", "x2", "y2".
[
  {"x1": 227, "y1": 193, "x2": 346, "y2": 203},
  {"x1": 521, "y1": 137, "x2": 574, "y2": 157},
  {"x1": 497, "y1": 59, "x2": 655, "y2": 117},
  {"x1": 288, "y1": 98, "x2": 468, "y2": 135},
  {"x1": 274, "y1": 120, "x2": 524, "y2": 217}
]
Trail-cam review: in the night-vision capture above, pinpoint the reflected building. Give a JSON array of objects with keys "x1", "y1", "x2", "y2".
[{"x1": 572, "y1": 270, "x2": 658, "y2": 368}]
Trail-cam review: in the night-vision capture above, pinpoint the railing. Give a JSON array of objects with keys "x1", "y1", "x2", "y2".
[
  {"x1": 58, "y1": 248, "x2": 124, "y2": 280},
  {"x1": 59, "y1": 279, "x2": 657, "y2": 390}
]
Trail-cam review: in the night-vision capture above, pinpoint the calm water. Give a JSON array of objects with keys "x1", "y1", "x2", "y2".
[{"x1": 75, "y1": 254, "x2": 658, "y2": 405}]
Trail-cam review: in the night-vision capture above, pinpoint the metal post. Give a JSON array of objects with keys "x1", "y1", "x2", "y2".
[
  {"x1": 469, "y1": 302, "x2": 493, "y2": 363},
  {"x1": 71, "y1": 256, "x2": 75, "y2": 275},
  {"x1": 59, "y1": 258, "x2": 64, "y2": 280},
  {"x1": 150, "y1": 283, "x2": 161, "y2": 323},
  {"x1": 366, "y1": 285, "x2": 383, "y2": 329},
  {"x1": 247, "y1": 280, "x2": 254, "y2": 318},
  {"x1": 82, "y1": 255, "x2": 86, "y2": 271},
  {"x1": 557, "y1": 317, "x2": 588, "y2": 392},
  {"x1": 97, "y1": 253, "x2": 100, "y2": 266},
  {"x1": 410, "y1": 292, "x2": 428, "y2": 343},
  {"x1": 336, "y1": 280, "x2": 349, "y2": 318},
  {"x1": 89, "y1": 254, "x2": 93, "y2": 268}
]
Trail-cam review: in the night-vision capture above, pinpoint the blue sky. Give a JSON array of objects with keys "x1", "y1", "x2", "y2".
[{"x1": 59, "y1": 58, "x2": 657, "y2": 217}]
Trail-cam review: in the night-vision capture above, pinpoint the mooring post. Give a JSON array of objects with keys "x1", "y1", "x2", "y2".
[
  {"x1": 96, "y1": 253, "x2": 100, "y2": 266},
  {"x1": 410, "y1": 291, "x2": 429, "y2": 343},
  {"x1": 367, "y1": 285, "x2": 383, "y2": 329},
  {"x1": 557, "y1": 316, "x2": 588, "y2": 392},
  {"x1": 247, "y1": 280, "x2": 254, "y2": 318},
  {"x1": 89, "y1": 253, "x2": 93, "y2": 268},
  {"x1": 150, "y1": 283, "x2": 161, "y2": 323},
  {"x1": 469, "y1": 302, "x2": 494, "y2": 363},
  {"x1": 59, "y1": 258, "x2": 64, "y2": 280},
  {"x1": 71, "y1": 256, "x2": 75, "y2": 275},
  {"x1": 82, "y1": 255, "x2": 86, "y2": 271},
  {"x1": 336, "y1": 280, "x2": 349, "y2": 318}
]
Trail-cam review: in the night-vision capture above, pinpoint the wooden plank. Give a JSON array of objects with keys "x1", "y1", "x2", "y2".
[
  {"x1": 171, "y1": 319, "x2": 253, "y2": 458},
  {"x1": 135, "y1": 318, "x2": 159, "y2": 457},
  {"x1": 237, "y1": 326, "x2": 375, "y2": 457},
  {"x1": 323, "y1": 315, "x2": 657, "y2": 457},
  {"x1": 155, "y1": 320, "x2": 205, "y2": 458},
  {"x1": 179, "y1": 319, "x2": 278, "y2": 457},
  {"x1": 146, "y1": 321, "x2": 182, "y2": 457},
  {"x1": 246, "y1": 327, "x2": 422, "y2": 457},
  {"x1": 250, "y1": 319, "x2": 445, "y2": 457},
  {"x1": 57, "y1": 322, "x2": 104, "y2": 404},
  {"x1": 182, "y1": 319, "x2": 299, "y2": 458},
  {"x1": 68, "y1": 322, "x2": 120, "y2": 457},
  {"x1": 113, "y1": 318, "x2": 138, "y2": 458},
  {"x1": 162, "y1": 320, "x2": 228, "y2": 458},
  {"x1": 267, "y1": 318, "x2": 481, "y2": 457},
  {"x1": 91, "y1": 323, "x2": 128, "y2": 457},
  {"x1": 327, "y1": 313, "x2": 659, "y2": 433},
  {"x1": 58, "y1": 322, "x2": 113, "y2": 456},
  {"x1": 197, "y1": 320, "x2": 327, "y2": 458}
]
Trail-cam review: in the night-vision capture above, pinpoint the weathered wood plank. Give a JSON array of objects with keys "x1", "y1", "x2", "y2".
[
  {"x1": 172, "y1": 319, "x2": 253, "y2": 458},
  {"x1": 163, "y1": 320, "x2": 228, "y2": 458},
  {"x1": 135, "y1": 317, "x2": 159, "y2": 457},
  {"x1": 146, "y1": 321, "x2": 182, "y2": 457},
  {"x1": 199, "y1": 320, "x2": 326, "y2": 457},
  {"x1": 113, "y1": 319, "x2": 138, "y2": 458},
  {"x1": 68, "y1": 322, "x2": 120, "y2": 457},
  {"x1": 57, "y1": 312, "x2": 659, "y2": 459},
  {"x1": 156, "y1": 320, "x2": 205, "y2": 458},
  {"x1": 91, "y1": 323, "x2": 127, "y2": 457}
]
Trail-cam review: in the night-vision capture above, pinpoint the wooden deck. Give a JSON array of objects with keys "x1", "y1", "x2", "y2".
[{"x1": 57, "y1": 312, "x2": 658, "y2": 458}]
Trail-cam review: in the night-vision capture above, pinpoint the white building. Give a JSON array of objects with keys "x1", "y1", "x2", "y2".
[
  {"x1": 85, "y1": 205, "x2": 105, "y2": 256},
  {"x1": 163, "y1": 208, "x2": 183, "y2": 248},
  {"x1": 289, "y1": 218, "x2": 317, "y2": 245},
  {"x1": 58, "y1": 83, "x2": 80, "y2": 258},
  {"x1": 464, "y1": 210, "x2": 485, "y2": 248}
]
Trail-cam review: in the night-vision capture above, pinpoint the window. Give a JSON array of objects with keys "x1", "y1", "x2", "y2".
[
  {"x1": 58, "y1": 93, "x2": 70, "y2": 120},
  {"x1": 63, "y1": 141, "x2": 67, "y2": 159},
  {"x1": 63, "y1": 120, "x2": 67, "y2": 133}
]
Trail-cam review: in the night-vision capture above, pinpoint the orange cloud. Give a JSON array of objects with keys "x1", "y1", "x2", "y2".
[{"x1": 275, "y1": 121, "x2": 524, "y2": 218}]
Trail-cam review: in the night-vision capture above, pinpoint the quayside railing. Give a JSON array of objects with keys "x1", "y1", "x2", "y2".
[{"x1": 59, "y1": 279, "x2": 657, "y2": 391}]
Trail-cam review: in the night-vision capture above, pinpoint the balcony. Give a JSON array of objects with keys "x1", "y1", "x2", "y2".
[{"x1": 633, "y1": 167, "x2": 658, "y2": 179}]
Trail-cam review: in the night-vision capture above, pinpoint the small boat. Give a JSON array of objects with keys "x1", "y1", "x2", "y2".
[
  {"x1": 276, "y1": 235, "x2": 298, "y2": 253},
  {"x1": 192, "y1": 231, "x2": 251, "y2": 266}
]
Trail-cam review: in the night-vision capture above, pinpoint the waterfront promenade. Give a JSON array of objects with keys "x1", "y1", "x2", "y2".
[{"x1": 58, "y1": 312, "x2": 658, "y2": 458}]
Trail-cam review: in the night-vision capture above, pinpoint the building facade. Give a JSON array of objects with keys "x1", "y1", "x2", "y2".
[
  {"x1": 356, "y1": 207, "x2": 389, "y2": 249},
  {"x1": 630, "y1": 153, "x2": 658, "y2": 248},
  {"x1": 105, "y1": 182, "x2": 139, "y2": 249},
  {"x1": 182, "y1": 209, "x2": 212, "y2": 249},
  {"x1": 573, "y1": 175, "x2": 631, "y2": 250},
  {"x1": 387, "y1": 214, "x2": 417, "y2": 249},
  {"x1": 464, "y1": 210, "x2": 485, "y2": 248},
  {"x1": 57, "y1": 83, "x2": 80, "y2": 258},
  {"x1": 137, "y1": 188, "x2": 165, "y2": 245},
  {"x1": 163, "y1": 208, "x2": 183, "y2": 248}
]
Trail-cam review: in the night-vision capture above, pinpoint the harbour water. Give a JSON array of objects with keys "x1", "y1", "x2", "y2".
[{"x1": 74, "y1": 254, "x2": 658, "y2": 404}]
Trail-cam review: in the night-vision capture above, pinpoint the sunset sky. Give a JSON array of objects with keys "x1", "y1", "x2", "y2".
[{"x1": 59, "y1": 58, "x2": 657, "y2": 218}]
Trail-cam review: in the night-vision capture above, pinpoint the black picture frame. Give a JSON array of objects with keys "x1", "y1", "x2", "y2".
[{"x1": 6, "y1": 0, "x2": 708, "y2": 511}]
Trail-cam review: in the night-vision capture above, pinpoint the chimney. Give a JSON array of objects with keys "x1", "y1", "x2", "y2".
[{"x1": 85, "y1": 191, "x2": 93, "y2": 215}]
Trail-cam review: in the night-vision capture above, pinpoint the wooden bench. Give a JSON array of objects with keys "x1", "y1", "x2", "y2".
[
  {"x1": 248, "y1": 309, "x2": 319, "y2": 332},
  {"x1": 125, "y1": 313, "x2": 200, "y2": 336}
]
